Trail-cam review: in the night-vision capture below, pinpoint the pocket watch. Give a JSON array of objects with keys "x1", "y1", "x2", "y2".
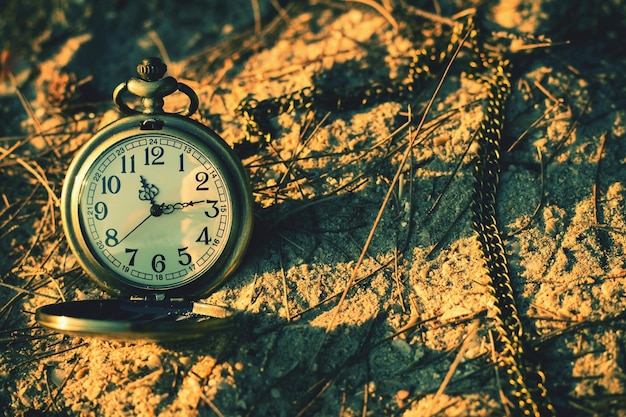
[{"x1": 36, "y1": 58, "x2": 254, "y2": 341}]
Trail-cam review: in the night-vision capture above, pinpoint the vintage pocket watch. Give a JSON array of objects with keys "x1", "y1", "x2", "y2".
[{"x1": 36, "y1": 58, "x2": 254, "y2": 341}]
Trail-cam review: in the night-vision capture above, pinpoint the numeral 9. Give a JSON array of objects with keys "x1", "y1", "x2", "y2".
[{"x1": 94, "y1": 202, "x2": 108, "y2": 220}]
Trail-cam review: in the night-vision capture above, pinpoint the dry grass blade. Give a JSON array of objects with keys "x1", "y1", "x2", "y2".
[
  {"x1": 320, "y1": 16, "x2": 473, "y2": 341},
  {"x1": 278, "y1": 245, "x2": 292, "y2": 321},
  {"x1": 546, "y1": 97, "x2": 590, "y2": 165},
  {"x1": 1, "y1": 151, "x2": 60, "y2": 207},
  {"x1": 291, "y1": 260, "x2": 391, "y2": 320},
  {"x1": 425, "y1": 320, "x2": 480, "y2": 416},
  {"x1": 8, "y1": 342, "x2": 88, "y2": 374},
  {"x1": 6, "y1": 71, "x2": 60, "y2": 158},
  {"x1": 346, "y1": 0, "x2": 398, "y2": 30},
  {"x1": 295, "y1": 378, "x2": 334, "y2": 417},
  {"x1": 199, "y1": 392, "x2": 226, "y2": 417},
  {"x1": 506, "y1": 100, "x2": 562, "y2": 153},
  {"x1": 0, "y1": 139, "x2": 24, "y2": 164},
  {"x1": 0, "y1": 282, "x2": 58, "y2": 299},
  {"x1": 593, "y1": 131, "x2": 607, "y2": 225},
  {"x1": 426, "y1": 127, "x2": 478, "y2": 216},
  {"x1": 250, "y1": 0, "x2": 262, "y2": 33}
]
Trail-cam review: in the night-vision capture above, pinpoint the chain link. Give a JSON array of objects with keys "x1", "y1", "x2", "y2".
[
  {"x1": 235, "y1": 20, "x2": 468, "y2": 145},
  {"x1": 469, "y1": 29, "x2": 556, "y2": 416}
]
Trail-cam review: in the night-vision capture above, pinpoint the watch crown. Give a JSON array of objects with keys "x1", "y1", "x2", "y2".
[{"x1": 136, "y1": 57, "x2": 167, "y2": 82}]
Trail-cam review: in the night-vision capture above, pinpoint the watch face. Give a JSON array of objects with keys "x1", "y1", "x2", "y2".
[{"x1": 63, "y1": 116, "x2": 253, "y2": 295}]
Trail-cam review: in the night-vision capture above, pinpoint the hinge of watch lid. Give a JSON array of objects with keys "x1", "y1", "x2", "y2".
[
  {"x1": 140, "y1": 118, "x2": 164, "y2": 130},
  {"x1": 126, "y1": 294, "x2": 231, "y2": 318},
  {"x1": 128, "y1": 293, "x2": 171, "y2": 302}
]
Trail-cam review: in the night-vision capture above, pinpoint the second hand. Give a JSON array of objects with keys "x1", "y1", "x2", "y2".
[{"x1": 117, "y1": 211, "x2": 153, "y2": 244}]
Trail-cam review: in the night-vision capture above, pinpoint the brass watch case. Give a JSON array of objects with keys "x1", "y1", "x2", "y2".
[{"x1": 35, "y1": 57, "x2": 252, "y2": 341}]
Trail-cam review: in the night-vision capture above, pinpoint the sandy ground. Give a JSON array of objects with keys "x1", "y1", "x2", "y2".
[{"x1": 1, "y1": 0, "x2": 626, "y2": 416}]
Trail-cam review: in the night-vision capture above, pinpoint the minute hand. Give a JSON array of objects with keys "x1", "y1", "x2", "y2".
[{"x1": 158, "y1": 200, "x2": 208, "y2": 215}]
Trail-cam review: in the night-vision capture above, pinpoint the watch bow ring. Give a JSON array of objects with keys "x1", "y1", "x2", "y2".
[{"x1": 113, "y1": 57, "x2": 199, "y2": 117}]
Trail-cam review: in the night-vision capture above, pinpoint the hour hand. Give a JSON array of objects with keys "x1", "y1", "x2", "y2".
[{"x1": 138, "y1": 176, "x2": 159, "y2": 205}]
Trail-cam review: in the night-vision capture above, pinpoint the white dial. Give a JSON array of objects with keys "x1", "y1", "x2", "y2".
[{"x1": 78, "y1": 133, "x2": 231, "y2": 289}]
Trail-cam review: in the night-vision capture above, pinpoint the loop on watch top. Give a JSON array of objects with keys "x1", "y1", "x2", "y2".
[{"x1": 112, "y1": 57, "x2": 199, "y2": 117}]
